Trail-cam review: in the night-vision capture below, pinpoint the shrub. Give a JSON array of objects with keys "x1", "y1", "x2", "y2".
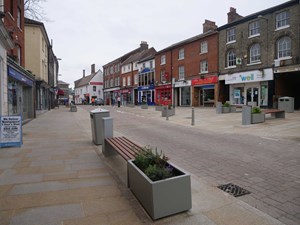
[
  {"x1": 133, "y1": 147, "x2": 177, "y2": 181},
  {"x1": 223, "y1": 102, "x2": 231, "y2": 107},
  {"x1": 252, "y1": 107, "x2": 262, "y2": 114}
]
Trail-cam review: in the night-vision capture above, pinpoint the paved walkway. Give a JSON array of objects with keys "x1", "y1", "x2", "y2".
[{"x1": 0, "y1": 106, "x2": 293, "y2": 225}]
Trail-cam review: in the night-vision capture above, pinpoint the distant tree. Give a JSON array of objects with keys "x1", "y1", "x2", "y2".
[{"x1": 24, "y1": 0, "x2": 48, "y2": 21}]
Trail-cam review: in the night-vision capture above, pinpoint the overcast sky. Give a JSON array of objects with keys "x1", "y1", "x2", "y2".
[{"x1": 42, "y1": 0, "x2": 287, "y2": 88}]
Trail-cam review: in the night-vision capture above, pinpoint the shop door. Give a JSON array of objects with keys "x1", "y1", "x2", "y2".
[{"x1": 246, "y1": 87, "x2": 259, "y2": 107}]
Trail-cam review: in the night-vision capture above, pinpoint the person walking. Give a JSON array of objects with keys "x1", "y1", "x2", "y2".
[
  {"x1": 91, "y1": 98, "x2": 95, "y2": 106},
  {"x1": 117, "y1": 96, "x2": 121, "y2": 108}
]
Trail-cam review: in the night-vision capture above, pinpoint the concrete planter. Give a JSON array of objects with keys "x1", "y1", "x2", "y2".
[
  {"x1": 141, "y1": 104, "x2": 148, "y2": 109},
  {"x1": 251, "y1": 113, "x2": 265, "y2": 124},
  {"x1": 127, "y1": 160, "x2": 192, "y2": 220},
  {"x1": 155, "y1": 105, "x2": 164, "y2": 111},
  {"x1": 230, "y1": 106, "x2": 236, "y2": 113},
  {"x1": 161, "y1": 108, "x2": 175, "y2": 117},
  {"x1": 222, "y1": 107, "x2": 230, "y2": 113},
  {"x1": 70, "y1": 105, "x2": 77, "y2": 112}
]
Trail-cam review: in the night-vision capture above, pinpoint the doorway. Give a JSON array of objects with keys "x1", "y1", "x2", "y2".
[{"x1": 246, "y1": 87, "x2": 259, "y2": 107}]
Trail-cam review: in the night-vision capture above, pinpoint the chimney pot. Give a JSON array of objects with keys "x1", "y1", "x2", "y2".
[
  {"x1": 91, "y1": 64, "x2": 95, "y2": 74},
  {"x1": 83, "y1": 69, "x2": 85, "y2": 77}
]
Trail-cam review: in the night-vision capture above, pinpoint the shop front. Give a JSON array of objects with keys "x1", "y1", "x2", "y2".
[
  {"x1": 174, "y1": 80, "x2": 191, "y2": 106},
  {"x1": 138, "y1": 84, "x2": 155, "y2": 105},
  {"x1": 104, "y1": 87, "x2": 120, "y2": 105},
  {"x1": 225, "y1": 68, "x2": 273, "y2": 107},
  {"x1": 155, "y1": 84, "x2": 172, "y2": 106},
  {"x1": 7, "y1": 61, "x2": 35, "y2": 122},
  {"x1": 120, "y1": 88, "x2": 133, "y2": 106},
  {"x1": 192, "y1": 76, "x2": 218, "y2": 107}
]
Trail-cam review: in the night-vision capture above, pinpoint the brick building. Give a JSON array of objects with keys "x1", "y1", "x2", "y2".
[
  {"x1": 218, "y1": 0, "x2": 300, "y2": 109},
  {"x1": 155, "y1": 20, "x2": 218, "y2": 107},
  {"x1": 103, "y1": 41, "x2": 150, "y2": 105}
]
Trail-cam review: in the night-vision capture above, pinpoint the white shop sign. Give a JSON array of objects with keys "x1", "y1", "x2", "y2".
[
  {"x1": 0, "y1": 116, "x2": 22, "y2": 148},
  {"x1": 225, "y1": 68, "x2": 273, "y2": 84}
]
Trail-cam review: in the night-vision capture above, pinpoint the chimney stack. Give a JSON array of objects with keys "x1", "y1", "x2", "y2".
[
  {"x1": 91, "y1": 64, "x2": 95, "y2": 74},
  {"x1": 140, "y1": 41, "x2": 148, "y2": 50},
  {"x1": 227, "y1": 7, "x2": 243, "y2": 23},
  {"x1": 203, "y1": 20, "x2": 217, "y2": 33},
  {"x1": 83, "y1": 69, "x2": 85, "y2": 77}
]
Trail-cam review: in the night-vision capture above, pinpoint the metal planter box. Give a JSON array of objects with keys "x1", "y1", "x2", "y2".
[
  {"x1": 127, "y1": 160, "x2": 192, "y2": 220},
  {"x1": 222, "y1": 107, "x2": 230, "y2": 113},
  {"x1": 251, "y1": 113, "x2": 265, "y2": 124}
]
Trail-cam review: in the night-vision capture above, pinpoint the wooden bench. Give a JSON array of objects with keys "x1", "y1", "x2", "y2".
[
  {"x1": 104, "y1": 136, "x2": 145, "y2": 161},
  {"x1": 262, "y1": 109, "x2": 285, "y2": 118}
]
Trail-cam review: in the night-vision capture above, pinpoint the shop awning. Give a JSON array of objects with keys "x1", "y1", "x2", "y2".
[{"x1": 57, "y1": 89, "x2": 64, "y2": 96}]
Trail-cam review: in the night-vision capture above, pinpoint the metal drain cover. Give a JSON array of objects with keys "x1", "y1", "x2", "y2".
[{"x1": 217, "y1": 183, "x2": 250, "y2": 197}]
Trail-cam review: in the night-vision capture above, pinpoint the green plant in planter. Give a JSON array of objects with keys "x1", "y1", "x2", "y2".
[
  {"x1": 134, "y1": 147, "x2": 178, "y2": 181},
  {"x1": 252, "y1": 107, "x2": 262, "y2": 114},
  {"x1": 223, "y1": 102, "x2": 231, "y2": 107}
]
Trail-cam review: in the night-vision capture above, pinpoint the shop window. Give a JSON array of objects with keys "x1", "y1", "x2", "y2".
[
  {"x1": 249, "y1": 43, "x2": 261, "y2": 63},
  {"x1": 277, "y1": 36, "x2": 291, "y2": 58}
]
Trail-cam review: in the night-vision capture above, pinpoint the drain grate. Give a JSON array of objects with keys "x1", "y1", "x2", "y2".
[{"x1": 217, "y1": 183, "x2": 250, "y2": 197}]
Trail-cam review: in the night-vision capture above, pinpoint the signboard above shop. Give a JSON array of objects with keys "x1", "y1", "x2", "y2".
[
  {"x1": 225, "y1": 68, "x2": 273, "y2": 84},
  {"x1": 192, "y1": 76, "x2": 218, "y2": 86}
]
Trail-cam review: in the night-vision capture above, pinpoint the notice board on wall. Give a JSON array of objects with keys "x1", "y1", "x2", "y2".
[{"x1": 0, "y1": 116, "x2": 22, "y2": 148}]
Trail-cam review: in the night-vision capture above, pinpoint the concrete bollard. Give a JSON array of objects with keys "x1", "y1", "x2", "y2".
[
  {"x1": 216, "y1": 102, "x2": 222, "y2": 114},
  {"x1": 191, "y1": 107, "x2": 195, "y2": 126},
  {"x1": 166, "y1": 107, "x2": 169, "y2": 121},
  {"x1": 242, "y1": 106, "x2": 252, "y2": 125}
]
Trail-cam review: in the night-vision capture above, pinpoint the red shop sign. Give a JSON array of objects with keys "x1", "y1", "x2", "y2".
[{"x1": 192, "y1": 76, "x2": 218, "y2": 85}]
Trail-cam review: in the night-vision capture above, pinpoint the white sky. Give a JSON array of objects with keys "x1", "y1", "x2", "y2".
[{"x1": 42, "y1": 0, "x2": 287, "y2": 88}]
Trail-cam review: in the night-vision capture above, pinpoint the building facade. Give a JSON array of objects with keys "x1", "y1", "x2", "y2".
[
  {"x1": 137, "y1": 55, "x2": 156, "y2": 105},
  {"x1": 155, "y1": 20, "x2": 219, "y2": 107},
  {"x1": 0, "y1": 17, "x2": 14, "y2": 116},
  {"x1": 218, "y1": 1, "x2": 300, "y2": 109},
  {"x1": 1, "y1": 0, "x2": 35, "y2": 122},
  {"x1": 74, "y1": 64, "x2": 103, "y2": 104},
  {"x1": 103, "y1": 41, "x2": 150, "y2": 105},
  {"x1": 24, "y1": 18, "x2": 53, "y2": 111}
]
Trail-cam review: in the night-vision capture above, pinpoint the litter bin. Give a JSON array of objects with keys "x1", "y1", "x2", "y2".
[
  {"x1": 90, "y1": 108, "x2": 110, "y2": 145},
  {"x1": 278, "y1": 97, "x2": 294, "y2": 113}
]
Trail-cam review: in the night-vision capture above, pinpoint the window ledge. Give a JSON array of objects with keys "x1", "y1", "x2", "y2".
[
  {"x1": 248, "y1": 34, "x2": 260, "y2": 39},
  {"x1": 247, "y1": 61, "x2": 262, "y2": 66},
  {"x1": 277, "y1": 56, "x2": 292, "y2": 60},
  {"x1": 275, "y1": 25, "x2": 290, "y2": 31},
  {"x1": 178, "y1": 58, "x2": 184, "y2": 61},
  {"x1": 226, "y1": 40, "x2": 236, "y2": 45},
  {"x1": 199, "y1": 71, "x2": 208, "y2": 74},
  {"x1": 199, "y1": 51, "x2": 208, "y2": 55},
  {"x1": 225, "y1": 66, "x2": 237, "y2": 69}
]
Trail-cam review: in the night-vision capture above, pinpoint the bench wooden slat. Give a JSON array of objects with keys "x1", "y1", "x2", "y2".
[{"x1": 105, "y1": 136, "x2": 144, "y2": 161}]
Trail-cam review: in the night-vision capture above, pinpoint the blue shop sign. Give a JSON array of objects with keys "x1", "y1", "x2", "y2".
[
  {"x1": 8, "y1": 66, "x2": 33, "y2": 86},
  {"x1": 138, "y1": 84, "x2": 154, "y2": 91}
]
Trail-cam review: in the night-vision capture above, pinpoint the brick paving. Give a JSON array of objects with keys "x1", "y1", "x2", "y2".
[{"x1": 103, "y1": 105, "x2": 300, "y2": 225}]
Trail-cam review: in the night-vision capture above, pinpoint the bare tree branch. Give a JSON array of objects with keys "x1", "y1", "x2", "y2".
[{"x1": 24, "y1": 0, "x2": 49, "y2": 22}]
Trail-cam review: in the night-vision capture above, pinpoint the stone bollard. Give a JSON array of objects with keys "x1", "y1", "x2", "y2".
[
  {"x1": 242, "y1": 106, "x2": 252, "y2": 125},
  {"x1": 191, "y1": 107, "x2": 195, "y2": 126},
  {"x1": 216, "y1": 102, "x2": 222, "y2": 114},
  {"x1": 101, "y1": 117, "x2": 114, "y2": 156},
  {"x1": 166, "y1": 107, "x2": 169, "y2": 121}
]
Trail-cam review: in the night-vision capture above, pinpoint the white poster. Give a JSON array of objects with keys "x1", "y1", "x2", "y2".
[{"x1": 0, "y1": 116, "x2": 22, "y2": 148}]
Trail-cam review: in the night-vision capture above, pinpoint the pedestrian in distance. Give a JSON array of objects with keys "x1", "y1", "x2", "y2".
[{"x1": 117, "y1": 96, "x2": 121, "y2": 107}]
